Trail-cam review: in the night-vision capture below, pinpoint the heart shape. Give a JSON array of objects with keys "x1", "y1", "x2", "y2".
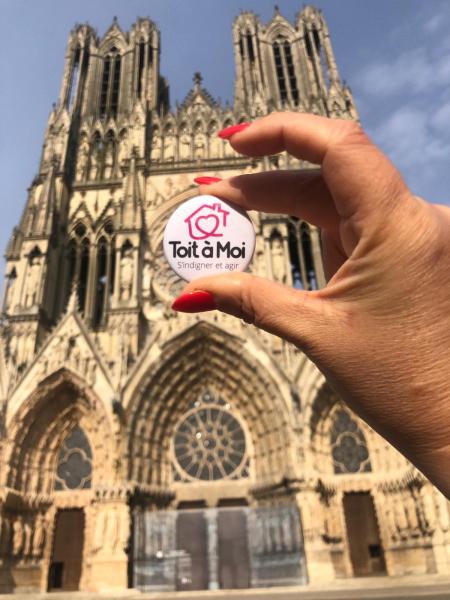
[{"x1": 195, "y1": 214, "x2": 220, "y2": 237}]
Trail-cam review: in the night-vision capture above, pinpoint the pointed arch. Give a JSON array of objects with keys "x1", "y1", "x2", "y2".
[
  {"x1": 99, "y1": 47, "x2": 122, "y2": 118},
  {"x1": 55, "y1": 425, "x2": 93, "y2": 490},
  {"x1": 4, "y1": 369, "x2": 115, "y2": 495},
  {"x1": 125, "y1": 323, "x2": 293, "y2": 488},
  {"x1": 67, "y1": 45, "x2": 81, "y2": 109}
]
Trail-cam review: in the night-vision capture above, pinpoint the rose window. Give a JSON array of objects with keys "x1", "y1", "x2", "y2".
[{"x1": 173, "y1": 394, "x2": 248, "y2": 481}]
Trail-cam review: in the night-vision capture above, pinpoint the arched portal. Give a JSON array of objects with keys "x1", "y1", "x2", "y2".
[
  {"x1": 2, "y1": 369, "x2": 117, "y2": 592},
  {"x1": 127, "y1": 322, "x2": 293, "y2": 489},
  {"x1": 126, "y1": 323, "x2": 307, "y2": 591}
]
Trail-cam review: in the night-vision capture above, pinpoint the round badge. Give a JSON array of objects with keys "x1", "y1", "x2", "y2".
[{"x1": 163, "y1": 194, "x2": 256, "y2": 282}]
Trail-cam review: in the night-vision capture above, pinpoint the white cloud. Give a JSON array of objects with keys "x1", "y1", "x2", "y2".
[
  {"x1": 423, "y1": 13, "x2": 443, "y2": 34},
  {"x1": 430, "y1": 99, "x2": 450, "y2": 134},
  {"x1": 357, "y1": 47, "x2": 450, "y2": 98},
  {"x1": 372, "y1": 106, "x2": 450, "y2": 168},
  {"x1": 354, "y1": 3, "x2": 450, "y2": 205}
]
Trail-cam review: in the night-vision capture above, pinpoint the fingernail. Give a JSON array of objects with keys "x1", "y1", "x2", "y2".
[
  {"x1": 172, "y1": 290, "x2": 216, "y2": 313},
  {"x1": 194, "y1": 176, "x2": 222, "y2": 185},
  {"x1": 218, "y1": 122, "x2": 251, "y2": 140}
]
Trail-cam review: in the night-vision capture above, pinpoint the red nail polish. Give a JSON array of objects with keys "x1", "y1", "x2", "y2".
[
  {"x1": 218, "y1": 122, "x2": 251, "y2": 140},
  {"x1": 172, "y1": 290, "x2": 216, "y2": 313},
  {"x1": 193, "y1": 176, "x2": 222, "y2": 185}
]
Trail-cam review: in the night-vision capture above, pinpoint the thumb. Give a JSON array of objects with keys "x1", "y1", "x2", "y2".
[{"x1": 172, "y1": 272, "x2": 336, "y2": 354}]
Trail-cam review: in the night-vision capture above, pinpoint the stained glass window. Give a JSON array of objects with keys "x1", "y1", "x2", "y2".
[
  {"x1": 330, "y1": 409, "x2": 371, "y2": 474},
  {"x1": 173, "y1": 392, "x2": 248, "y2": 482},
  {"x1": 55, "y1": 426, "x2": 92, "y2": 490}
]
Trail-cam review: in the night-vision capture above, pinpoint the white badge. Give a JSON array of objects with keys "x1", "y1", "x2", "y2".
[{"x1": 163, "y1": 195, "x2": 256, "y2": 282}]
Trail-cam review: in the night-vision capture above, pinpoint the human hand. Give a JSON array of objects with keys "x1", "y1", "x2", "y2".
[{"x1": 172, "y1": 113, "x2": 450, "y2": 498}]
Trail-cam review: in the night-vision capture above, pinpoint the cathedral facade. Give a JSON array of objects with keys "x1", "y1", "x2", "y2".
[{"x1": 0, "y1": 5, "x2": 449, "y2": 593}]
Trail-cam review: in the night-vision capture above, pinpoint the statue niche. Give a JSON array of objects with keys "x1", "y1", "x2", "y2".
[
  {"x1": 162, "y1": 125, "x2": 175, "y2": 161},
  {"x1": 117, "y1": 129, "x2": 128, "y2": 167},
  {"x1": 270, "y1": 231, "x2": 287, "y2": 284},
  {"x1": 103, "y1": 131, "x2": 116, "y2": 179},
  {"x1": 119, "y1": 241, "x2": 134, "y2": 302},
  {"x1": 179, "y1": 124, "x2": 191, "y2": 161},
  {"x1": 89, "y1": 132, "x2": 102, "y2": 181},
  {"x1": 75, "y1": 134, "x2": 90, "y2": 181},
  {"x1": 151, "y1": 127, "x2": 162, "y2": 162},
  {"x1": 24, "y1": 248, "x2": 43, "y2": 308}
]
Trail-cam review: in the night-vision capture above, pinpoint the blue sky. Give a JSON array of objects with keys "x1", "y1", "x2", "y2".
[{"x1": 1, "y1": 0, "x2": 450, "y2": 261}]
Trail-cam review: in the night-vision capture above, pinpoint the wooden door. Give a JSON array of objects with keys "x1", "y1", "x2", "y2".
[
  {"x1": 176, "y1": 510, "x2": 208, "y2": 590},
  {"x1": 218, "y1": 508, "x2": 250, "y2": 589},
  {"x1": 343, "y1": 492, "x2": 386, "y2": 576},
  {"x1": 48, "y1": 509, "x2": 84, "y2": 591}
]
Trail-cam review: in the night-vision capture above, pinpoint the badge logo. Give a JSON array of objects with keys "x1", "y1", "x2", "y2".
[
  {"x1": 163, "y1": 195, "x2": 255, "y2": 282},
  {"x1": 184, "y1": 202, "x2": 229, "y2": 240}
]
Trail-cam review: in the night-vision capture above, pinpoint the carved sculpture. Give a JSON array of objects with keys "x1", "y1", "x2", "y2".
[
  {"x1": 12, "y1": 516, "x2": 24, "y2": 557},
  {"x1": 151, "y1": 135, "x2": 161, "y2": 162},
  {"x1": 103, "y1": 139, "x2": 115, "y2": 179},
  {"x1": 24, "y1": 254, "x2": 42, "y2": 308},
  {"x1": 32, "y1": 514, "x2": 46, "y2": 558},
  {"x1": 118, "y1": 131, "x2": 128, "y2": 166},
  {"x1": 163, "y1": 133, "x2": 175, "y2": 161},
  {"x1": 75, "y1": 136, "x2": 89, "y2": 181},
  {"x1": 270, "y1": 235, "x2": 287, "y2": 283},
  {"x1": 120, "y1": 246, "x2": 134, "y2": 301},
  {"x1": 89, "y1": 142, "x2": 101, "y2": 180}
]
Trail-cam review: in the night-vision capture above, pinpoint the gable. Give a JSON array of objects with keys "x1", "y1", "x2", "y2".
[{"x1": 7, "y1": 311, "x2": 114, "y2": 423}]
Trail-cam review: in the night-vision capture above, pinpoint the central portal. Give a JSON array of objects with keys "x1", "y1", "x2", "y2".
[{"x1": 132, "y1": 505, "x2": 307, "y2": 591}]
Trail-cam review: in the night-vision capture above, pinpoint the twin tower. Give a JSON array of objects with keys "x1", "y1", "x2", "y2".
[
  {"x1": 2, "y1": 6, "x2": 356, "y2": 376},
  {"x1": 2, "y1": 6, "x2": 448, "y2": 596}
]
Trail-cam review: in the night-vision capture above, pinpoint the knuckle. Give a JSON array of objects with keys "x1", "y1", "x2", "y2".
[{"x1": 335, "y1": 119, "x2": 367, "y2": 145}]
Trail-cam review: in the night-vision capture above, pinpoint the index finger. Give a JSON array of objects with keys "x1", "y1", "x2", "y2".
[{"x1": 226, "y1": 112, "x2": 410, "y2": 222}]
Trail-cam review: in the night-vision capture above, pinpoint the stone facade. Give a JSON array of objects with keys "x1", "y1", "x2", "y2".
[{"x1": 0, "y1": 5, "x2": 449, "y2": 593}]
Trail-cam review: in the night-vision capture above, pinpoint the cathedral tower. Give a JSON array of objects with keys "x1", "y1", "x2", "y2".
[{"x1": 0, "y1": 6, "x2": 448, "y2": 595}]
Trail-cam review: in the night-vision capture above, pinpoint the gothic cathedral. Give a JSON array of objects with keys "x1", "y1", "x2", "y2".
[{"x1": 1, "y1": 6, "x2": 449, "y2": 594}]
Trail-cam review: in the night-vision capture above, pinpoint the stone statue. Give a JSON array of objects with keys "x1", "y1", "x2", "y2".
[
  {"x1": 103, "y1": 139, "x2": 115, "y2": 179},
  {"x1": 117, "y1": 131, "x2": 128, "y2": 166},
  {"x1": 151, "y1": 135, "x2": 161, "y2": 162},
  {"x1": 24, "y1": 253, "x2": 42, "y2": 308},
  {"x1": 163, "y1": 133, "x2": 175, "y2": 161},
  {"x1": 393, "y1": 493, "x2": 409, "y2": 537},
  {"x1": 23, "y1": 519, "x2": 32, "y2": 557},
  {"x1": 270, "y1": 236, "x2": 287, "y2": 283},
  {"x1": 194, "y1": 133, "x2": 206, "y2": 160},
  {"x1": 75, "y1": 137, "x2": 89, "y2": 181},
  {"x1": 32, "y1": 514, "x2": 46, "y2": 558},
  {"x1": 12, "y1": 516, "x2": 24, "y2": 557},
  {"x1": 179, "y1": 133, "x2": 191, "y2": 160},
  {"x1": 120, "y1": 247, "x2": 134, "y2": 301},
  {"x1": 142, "y1": 254, "x2": 152, "y2": 298},
  {"x1": 89, "y1": 142, "x2": 101, "y2": 180}
]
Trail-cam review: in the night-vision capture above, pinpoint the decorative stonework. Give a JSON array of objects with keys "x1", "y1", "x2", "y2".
[{"x1": 1, "y1": 4, "x2": 449, "y2": 595}]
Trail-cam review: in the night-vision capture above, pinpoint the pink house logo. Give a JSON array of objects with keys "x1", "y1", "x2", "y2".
[{"x1": 184, "y1": 203, "x2": 230, "y2": 240}]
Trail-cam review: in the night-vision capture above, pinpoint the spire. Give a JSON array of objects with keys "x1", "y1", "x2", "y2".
[{"x1": 193, "y1": 72, "x2": 203, "y2": 91}]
